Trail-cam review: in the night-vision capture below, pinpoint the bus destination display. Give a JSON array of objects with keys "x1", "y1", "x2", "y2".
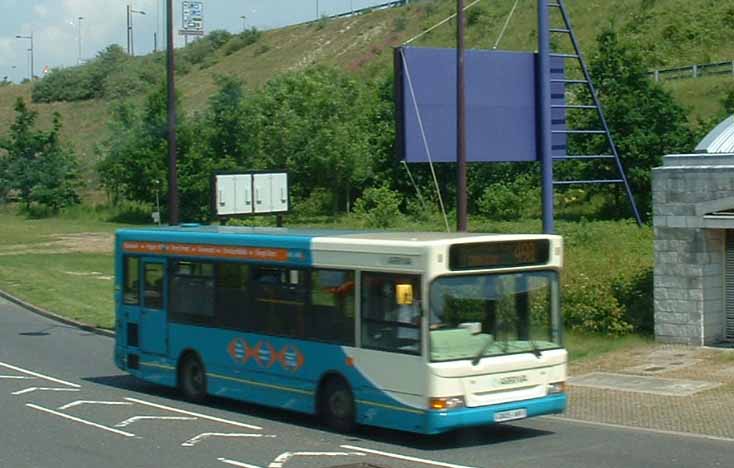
[{"x1": 449, "y1": 240, "x2": 550, "y2": 270}]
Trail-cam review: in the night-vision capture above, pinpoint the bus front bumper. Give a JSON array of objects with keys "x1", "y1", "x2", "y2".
[{"x1": 425, "y1": 393, "x2": 567, "y2": 434}]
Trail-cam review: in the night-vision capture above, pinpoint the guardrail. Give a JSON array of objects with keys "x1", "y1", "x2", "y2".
[
  {"x1": 330, "y1": 0, "x2": 408, "y2": 19},
  {"x1": 650, "y1": 60, "x2": 734, "y2": 82}
]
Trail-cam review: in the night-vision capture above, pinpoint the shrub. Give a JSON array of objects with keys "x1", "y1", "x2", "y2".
[
  {"x1": 563, "y1": 273, "x2": 634, "y2": 336},
  {"x1": 477, "y1": 174, "x2": 540, "y2": 221},
  {"x1": 353, "y1": 186, "x2": 403, "y2": 228},
  {"x1": 294, "y1": 189, "x2": 335, "y2": 218},
  {"x1": 612, "y1": 267, "x2": 654, "y2": 334},
  {"x1": 223, "y1": 28, "x2": 262, "y2": 56},
  {"x1": 466, "y1": 5, "x2": 485, "y2": 26}
]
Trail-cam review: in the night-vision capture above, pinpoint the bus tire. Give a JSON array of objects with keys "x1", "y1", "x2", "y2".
[
  {"x1": 320, "y1": 377, "x2": 356, "y2": 433},
  {"x1": 179, "y1": 353, "x2": 207, "y2": 403}
]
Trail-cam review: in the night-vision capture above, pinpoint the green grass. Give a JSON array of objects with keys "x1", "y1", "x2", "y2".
[
  {"x1": 565, "y1": 330, "x2": 652, "y2": 362},
  {"x1": 0, "y1": 253, "x2": 115, "y2": 329}
]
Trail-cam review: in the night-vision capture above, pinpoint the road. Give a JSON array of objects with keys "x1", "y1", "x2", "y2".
[{"x1": 0, "y1": 295, "x2": 731, "y2": 468}]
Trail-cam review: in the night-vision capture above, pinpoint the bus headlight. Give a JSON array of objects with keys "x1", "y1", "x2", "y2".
[
  {"x1": 429, "y1": 396, "x2": 465, "y2": 410},
  {"x1": 548, "y1": 382, "x2": 566, "y2": 394}
]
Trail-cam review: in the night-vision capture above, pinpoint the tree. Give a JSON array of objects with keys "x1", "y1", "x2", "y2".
[
  {"x1": 0, "y1": 98, "x2": 80, "y2": 210},
  {"x1": 572, "y1": 27, "x2": 694, "y2": 218}
]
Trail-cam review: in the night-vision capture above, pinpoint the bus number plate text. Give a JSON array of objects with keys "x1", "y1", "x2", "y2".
[{"x1": 494, "y1": 408, "x2": 527, "y2": 423}]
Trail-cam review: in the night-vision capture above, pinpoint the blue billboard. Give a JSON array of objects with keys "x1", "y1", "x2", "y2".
[{"x1": 395, "y1": 47, "x2": 567, "y2": 163}]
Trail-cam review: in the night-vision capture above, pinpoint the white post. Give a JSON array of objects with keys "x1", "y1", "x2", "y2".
[{"x1": 692, "y1": 64, "x2": 698, "y2": 78}]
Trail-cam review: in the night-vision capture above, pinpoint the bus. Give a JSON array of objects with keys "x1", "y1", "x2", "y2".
[{"x1": 114, "y1": 226, "x2": 566, "y2": 434}]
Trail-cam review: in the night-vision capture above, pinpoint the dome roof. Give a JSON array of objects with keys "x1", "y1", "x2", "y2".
[{"x1": 696, "y1": 115, "x2": 734, "y2": 154}]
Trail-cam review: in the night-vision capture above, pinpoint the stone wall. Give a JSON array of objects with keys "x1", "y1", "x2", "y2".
[{"x1": 652, "y1": 154, "x2": 734, "y2": 346}]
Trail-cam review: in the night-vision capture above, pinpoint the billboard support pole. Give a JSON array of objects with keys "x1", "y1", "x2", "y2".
[
  {"x1": 166, "y1": 0, "x2": 179, "y2": 225},
  {"x1": 537, "y1": 0, "x2": 555, "y2": 234},
  {"x1": 456, "y1": 0, "x2": 468, "y2": 232}
]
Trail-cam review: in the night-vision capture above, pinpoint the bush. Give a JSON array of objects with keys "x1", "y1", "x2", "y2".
[
  {"x1": 477, "y1": 174, "x2": 540, "y2": 221},
  {"x1": 612, "y1": 267, "x2": 654, "y2": 334},
  {"x1": 293, "y1": 189, "x2": 335, "y2": 218},
  {"x1": 223, "y1": 28, "x2": 262, "y2": 56},
  {"x1": 353, "y1": 186, "x2": 403, "y2": 228},
  {"x1": 563, "y1": 273, "x2": 634, "y2": 336},
  {"x1": 466, "y1": 5, "x2": 485, "y2": 26}
]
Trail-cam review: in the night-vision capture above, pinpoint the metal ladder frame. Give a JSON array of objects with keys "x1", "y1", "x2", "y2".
[{"x1": 546, "y1": 0, "x2": 643, "y2": 225}]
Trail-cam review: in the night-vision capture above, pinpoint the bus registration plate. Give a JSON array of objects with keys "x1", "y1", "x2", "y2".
[{"x1": 494, "y1": 408, "x2": 527, "y2": 423}]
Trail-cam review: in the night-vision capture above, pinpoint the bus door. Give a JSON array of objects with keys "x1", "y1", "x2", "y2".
[{"x1": 139, "y1": 258, "x2": 168, "y2": 355}]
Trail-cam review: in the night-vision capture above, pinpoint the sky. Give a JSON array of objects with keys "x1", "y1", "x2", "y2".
[{"x1": 0, "y1": 0, "x2": 396, "y2": 83}]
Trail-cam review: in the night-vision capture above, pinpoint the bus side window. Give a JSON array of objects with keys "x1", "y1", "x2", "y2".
[
  {"x1": 143, "y1": 262, "x2": 164, "y2": 310},
  {"x1": 309, "y1": 269, "x2": 355, "y2": 345},
  {"x1": 215, "y1": 263, "x2": 251, "y2": 330},
  {"x1": 123, "y1": 257, "x2": 140, "y2": 305},
  {"x1": 361, "y1": 272, "x2": 421, "y2": 355}
]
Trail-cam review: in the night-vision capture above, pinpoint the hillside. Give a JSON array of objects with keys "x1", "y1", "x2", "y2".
[{"x1": 1, "y1": 0, "x2": 733, "y2": 186}]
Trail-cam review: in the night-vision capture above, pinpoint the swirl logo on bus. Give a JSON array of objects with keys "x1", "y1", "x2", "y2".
[{"x1": 228, "y1": 338, "x2": 305, "y2": 372}]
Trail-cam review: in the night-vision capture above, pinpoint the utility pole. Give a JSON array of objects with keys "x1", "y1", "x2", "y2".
[
  {"x1": 241, "y1": 15, "x2": 246, "y2": 32},
  {"x1": 456, "y1": 0, "x2": 467, "y2": 232},
  {"x1": 537, "y1": 0, "x2": 554, "y2": 234},
  {"x1": 78, "y1": 17, "x2": 84, "y2": 64},
  {"x1": 166, "y1": 0, "x2": 179, "y2": 225},
  {"x1": 15, "y1": 33, "x2": 33, "y2": 81}
]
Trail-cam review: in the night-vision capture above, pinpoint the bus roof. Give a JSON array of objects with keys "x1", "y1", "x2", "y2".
[{"x1": 115, "y1": 225, "x2": 557, "y2": 245}]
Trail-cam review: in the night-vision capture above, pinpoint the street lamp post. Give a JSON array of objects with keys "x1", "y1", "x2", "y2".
[
  {"x1": 78, "y1": 17, "x2": 84, "y2": 64},
  {"x1": 15, "y1": 33, "x2": 33, "y2": 81},
  {"x1": 127, "y1": 5, "x2": 146, "y2": 56}
]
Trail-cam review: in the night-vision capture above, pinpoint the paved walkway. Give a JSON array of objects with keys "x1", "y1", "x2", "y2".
[{"x1": 562, "y1": 344, "x2": 734, "y2": 439}]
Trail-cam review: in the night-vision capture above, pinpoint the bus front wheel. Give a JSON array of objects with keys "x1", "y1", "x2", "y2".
[
  {"x1": 179, "y1": 353, "x2": 207, "y2": 403},
  {"x1": 320, "y1": 377, "x2": 356, "y2": 433}
]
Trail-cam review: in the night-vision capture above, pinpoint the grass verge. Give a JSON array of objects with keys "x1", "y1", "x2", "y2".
[{"x1": 0, "y1": 208, "x2": 652, "y2": 359}]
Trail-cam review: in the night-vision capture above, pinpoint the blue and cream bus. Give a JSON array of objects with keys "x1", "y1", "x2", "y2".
[{"x1": 114, "y1": 226, "x2": 566, "y2": 434}]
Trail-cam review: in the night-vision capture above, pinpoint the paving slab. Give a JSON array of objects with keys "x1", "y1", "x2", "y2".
[{"x1": 569, "y1": 372, "x2": 721, "y2": 397}]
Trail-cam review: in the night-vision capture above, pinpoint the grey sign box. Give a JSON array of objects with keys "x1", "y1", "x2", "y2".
[{"x1": 395, "y1": 47, "x2": 567, "y2": 163}]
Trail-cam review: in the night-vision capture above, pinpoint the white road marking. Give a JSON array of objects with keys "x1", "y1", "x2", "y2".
[
  {"x1": 218, "y1": 458, "x2": 263, "y2": 468},
  {"x1": 124, "y1": 397, "x2": 263, "y2": 430},
  {"x1": 0, "y1": 361, "x2": 81, "y2": 388},
  {"x1": 26, "y1": 404, "x2": 136, "y2": 438},
  {"x1": 268, "y1": 452, "x2": 365, "y2": 468},
  {"x1": 182, "y1": 432, "x2": 276, "y2": 447},
  {"x1": 115, "y1": 415, "x2": 197, "y2": 427},
  {"x1": 341, "y1": 445, "x2": 479, "y2": 468},
  {"x1": 12, "y1": 387, "x2": 80, "y2": 396},
  {"x1": 58, "y1": 400, "x2": 134, "y2": 410},
  {"x1": 543, "y1": 416, "x2": 734, "y2": 443},
  {"x1": 0, "y1": 375, "x2": 34, "y2": 380}
]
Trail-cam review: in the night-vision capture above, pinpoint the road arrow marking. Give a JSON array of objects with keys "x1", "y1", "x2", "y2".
[
  {"x1": 0, "y1": 361, "x2": 81, "y2": 388},
  {"x1": 12, "y1": 387, "x2": 80, "y2": 395},
  {"x1": 125, "y1": 397, "x2": 262, "y2": 430},
  {"x1": 341, "y1": 445, "x2": 479, "y2": 468},
  {"x1": 115, "y1": 415, "x2": 197, "y2": 427},
  {"x1": 268, "y1": 451, "x2": 365, "y2": 468},
  {"x1": 182, "y1": 432, "x2": 276, "y2": 447},
  {"x1": 218, "y1": 458, "x2": 263, "y2": 468},
  {"x1": 58, "y1": 400, "x2": 134, "y2": 410},
  {"x1": 26, "y1": 404, "x2": 136, "y2": 438}
]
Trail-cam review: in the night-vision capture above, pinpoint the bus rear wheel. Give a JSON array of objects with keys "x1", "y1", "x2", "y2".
[
  {"x1": 179, "y1": 354, "x2": 207, "y2": 403},
  {"x1": 320, "y1": 378, "x2": 356, "y2": 433}
]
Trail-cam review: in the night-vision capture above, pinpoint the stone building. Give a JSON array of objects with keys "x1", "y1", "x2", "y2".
[{"x1": 653, "y1": 154, "x2": 734, "y2": 345}]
